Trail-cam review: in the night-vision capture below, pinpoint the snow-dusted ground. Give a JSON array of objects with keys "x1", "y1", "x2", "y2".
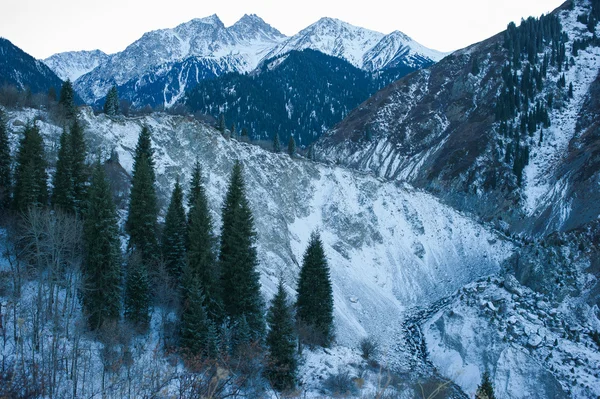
[{"x1": 424, "y1": 276, "x2": 600, "y2": 399}]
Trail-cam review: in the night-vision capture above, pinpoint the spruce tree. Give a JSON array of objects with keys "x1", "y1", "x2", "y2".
[
  {"x1": 59, "y1": 79, "x2": 77, "y2": 120},
  {"x1": 287, "y1": 135, "x2": 296, "y2": 158},
  {"x1": 266, "y1": 281, "x2": 298, "y2": 391},
  {"x1": 187, "y1": 169, "x2": 222, "y2": 320},
  {"x1": 13, "y1": 123, "x2": 48, "y2": 212},
  {"x1": 219, "y1": 161, "x2": 265, "y2": 341},
  {"x1": 124, "y1": 250, "x2": 150, "y2": 326},
  {"x1": 0, "y1": 110, "x2": 11, "y2": 210},
  {"x1": 69, "y1": 118, "x2": 88, "y2": 214},
  {"x1": 126, "y1": 126, "x2": 158, "y2": 265},
  {"x1": 82, "y1": 162, "x2": 122, "y2": 330},
  {"x1": 52, "y1": 128, "x2": 75, "y2": 212},
  {"x1": 476, "y1": 371, "x2": 496, "y2": 399},
  {"x1": 218, "y1": 114, "x2": 226, "y2": 134},
  {"x1": 296, "y1": 231, "x2": 334, "y2": 346},
  {"x1": 162, "y1": 178, "x2": 187, "y2": 280},
  {"x1": 180, "y1": 274, "x2": 217, "y2": 357},
  {"x1": 103, "y1": 86, "x2": 120, "y2": 116},
  {"x1": 273, "y1": 133, "x2": 281, "y2": 153}
]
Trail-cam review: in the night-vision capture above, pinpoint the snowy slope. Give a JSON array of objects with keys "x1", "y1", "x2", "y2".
[
  {"x1": 43, "y1": 49, "x2": 108, "y2": 81},
  {"x1": 362, "y1": 30, "x2": 447, "y2": 71},
  {"x1": 71, "y1": 14, "x2": 286, "y2": 104},
  {"x1": 4, "y1": 107, "x2": 511, "y2": 352}
]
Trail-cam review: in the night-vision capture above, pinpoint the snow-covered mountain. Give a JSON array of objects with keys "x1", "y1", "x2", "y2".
[
  {"x1": 43, "y1": 49, "x2": 108, "y2": 82},
  {"x1": 263, "y1": 17, "x2": 446, "y2": 70},
  {"x1": 43, "y1": 14, "x2": 445, "y2": 107},
  {"x1": 70, "y1": 14, "x2": 286, "y2": 104}
]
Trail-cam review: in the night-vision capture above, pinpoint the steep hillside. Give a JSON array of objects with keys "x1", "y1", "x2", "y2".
[
  {"x1": 316, "y1": 0, "x2": 600, "y2": 237},
  {"x1": 185, "y1": 49, "x2": 417, "y2": 145},
  {"x1": 3, "y1": 106, "x2": 510, "y2": 351},
  {"x1": 0, "y1": 38, "x2": 63, "y2": 95}
]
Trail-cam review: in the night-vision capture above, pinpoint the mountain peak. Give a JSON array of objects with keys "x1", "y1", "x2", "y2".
[
  {"x1": 195, "y1": 14, "x2": 224, "y2": 27},
  {"x1": 230, "y1": 14, "x2": 286, "y2": 40}
]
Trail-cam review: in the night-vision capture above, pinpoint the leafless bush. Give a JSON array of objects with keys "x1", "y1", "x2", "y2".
[
  {"x1": 360, "y1": 336, "x2": 379, "y2": 361},
  {"x1": 324, "y1": 369, "x2": 359, "y2": 397}
]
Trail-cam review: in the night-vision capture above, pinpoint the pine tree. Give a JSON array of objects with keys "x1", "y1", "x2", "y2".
[
  {"x1": 13, "y1": 123, "x2": 48, "y2": 212},
  {"x1": 476, "y1": 371, "x2": 496, "y2": 399},
  {"x1": 51, "y1": 128, "x2": 75, "y2": 212},
  {"x1": 124, "y1": 250, "x2": 150, "y2": 327},
  {"x1": 266, "y1": 281, "x2": 298, "y2": 391},
  {"x1": 296, "y1": 231, "x2": 334, "y2": 346},
  {"x1": 568, "y1": 82, "x2": 574, "y2": 98},
  {"x1": 273, "y1": 133, "x2": 281, "y2": 153},
  {"x1": 162, "y1": 178, "x2": 187, "y2": 280},
  {"x1": 126, "y1": 126, "x2": 158, "y2": 265},
  {"x1": 0, "y1": 110, "x2": 11, "y2": 210},
  {"x1": 103, "y1": 86, "x2": 120, "y2": 116},
  {"x1": 82, "y1": 162, "x2": 122, "y2": 330},
  {"x1": 59, "y1": 79, "x2": 77, "y2": 120},
  {"x1": 219, "y1": 161, "x2": 265, "y2": 341},
  {"x1": 69, "y1": 118, "x2": 88, "y2": 214},
  {"x1": 287, "y1": 135, "x2": 296, "y2": 158}
]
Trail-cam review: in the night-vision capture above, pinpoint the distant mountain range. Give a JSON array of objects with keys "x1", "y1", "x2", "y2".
[{"x1": 42, "y1": 14, "x2": 446, "y2": 107}]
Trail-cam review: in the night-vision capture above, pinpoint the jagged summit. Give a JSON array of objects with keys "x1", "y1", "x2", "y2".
[{"x1": 44, "y1": 49, "x2": 108, "y2": 81}]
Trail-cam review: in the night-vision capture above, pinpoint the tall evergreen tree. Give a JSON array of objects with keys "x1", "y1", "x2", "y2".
[
  {"x1": 126, "y1": 126, "x2": 158, "y2": 265},
  {"x1": 476, "y1": 371, "x2": 496, "y2": 399},
  {"x1": 187, "y1": 169, "x2": 222, "y2": 320},
  {"x1": 219, "y1": 161, "x2": 265, "y2": 341},
  {"x1": 0, "y1": 110, "x2": 11, "y2": 210},
  {"x1": 266, "y1": 281, "x2": 298, "y2": 391},
  {"x1": 103, "y1": 86, "x2": 120, "y2": 116},
  {"x1": 218, "y1": 114, "x2": 226, "y2": 134},
  {"x1": 162, "y1": 178, "x2": 187, "y2": 280},
  {"x1": 124, "y1": 250, "x2": 150, "y2": 326},
  {"x1": 296, "y1": 231, "x2": 334, "y2": 346},
  {"x1": 69, "y1": 118, "x2": 88, "y2": 214},
  {"x1": 13, "y1": 123, "x2": 48, "y2": 212},
  {"x1": 51, "y1": 128, "x2": 75, "y2": 212},
  {"x1": 82, "y1": 162, "x2": 122, "y2": 330},
  {"x1": 59, "y1": 79, "x2": 77, "y2": 120},
  {"x1": 273, "y1": 133, "x2": 281, "y2": 153},
  {"x1": 287, "y1": 135, "x2": 296, "y2": 158}
]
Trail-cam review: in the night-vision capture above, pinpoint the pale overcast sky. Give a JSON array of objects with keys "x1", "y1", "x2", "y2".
[{"x1": 1, "y1": 0, "x2": 565, "y2": 59}]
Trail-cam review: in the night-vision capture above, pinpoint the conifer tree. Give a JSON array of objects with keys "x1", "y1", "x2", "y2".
[
  {"x1": 218, "y1": 114, "x2": 226, "y2": 134},
  {"x1": 124, "y1": 250, "x2": 150, "y2": 326},
  {"x1": 273, "y1": 133, "x2": 281, "y2": 153},
  {"x1": 59, "y1": 79, "x2": 77, "y2": 120},
  {"x1": 103, "y1": 86, "x2": 120, "y2": 116},
  {"x1": 296, "y1": 231, "x2": 334, "y2": 346},
  {"x1": 287, "y1": 135, "x2": 296, "y2": 158},
  {"x1": 51, "y1": 128, "x2": 75, "y2": 212},
  {"x1": 180, "y1": 275, "x2": 217, "y2": 357},
  {"x1": 0, "y1": 110, "x2": 11, "y2": 210},
  {"x1": 126, "y1": 126, "x2": 158, "y2": 265},
  {"x1": 219, "y1": 161, "x2": 265, "y2": 341},
  {"x1": 187, "y1": 159, "x2": 203, "y2": 217},
  {"x1": 187, "y1": 168, "x2": 222, "y2": 320},
  {"x1": 82, "y1": 162, "x2": 122, "y2": 330},
  {"x1": 69, "y1": 118, "x2": 88, "y2": 214},
  {"x1": 162, "y1": 178, "x2": 187, "y2": 280},
  {"x1": 266, "y1": 281, "x2": 298, "y2": 391},
  {"x1": 476, "y1": 371, "x2": 496, "y2": 399},
  {"x1": 13, "y1": 123, "x2": 48, "y2": 212}
]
